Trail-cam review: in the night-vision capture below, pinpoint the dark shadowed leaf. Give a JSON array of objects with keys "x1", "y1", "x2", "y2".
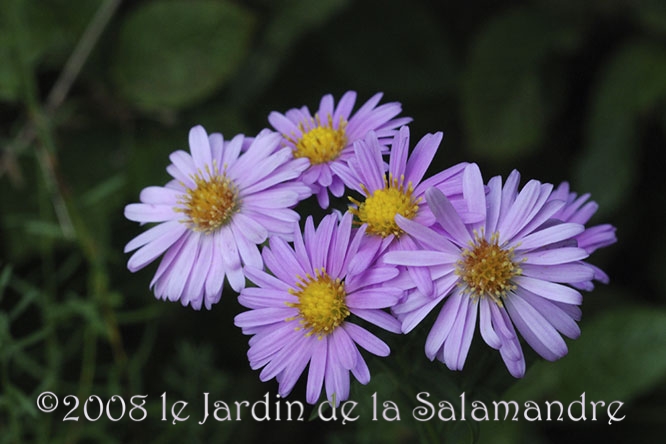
[
  {"x1": 575, "y1": 42, "x2": 666, "y2": 215},
  {"x1": 325, "y1": 0, "x2": 457, "y2": 98},
  {"x1": 112, "y1": 0, "x2": 254, "y2": 112},
  {"x1": 0, "y1": 0, "x2": 101, "y2": 102},
  {"x1": 227, "y1": 0, "x2": 349, "y2": 105},
  {"x1": 462, "y1": 8, "x2": 581, "y2": 161},
  {"x1": 635, "y1": 0, "x2": 666, "y2": 36},
  {"x1": 505, "y1": 307, "x2": 666, "y2": 403}
]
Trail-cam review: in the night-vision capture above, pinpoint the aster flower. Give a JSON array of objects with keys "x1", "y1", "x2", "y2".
[
  {"x1": 385, "y1": 166, "x2": 605, "y2": 378},
  {"x1": 124, "y1": 125, "x2": 310, "y2": 310},
  {"x1": 549, "y1": 182, "x2": 617, "y2": 289},
  {"x1": 333, "y1": 126, "x2": 475, "y2": 296},
  {"x1": 268, "y1": 91, "x2": 411, "y2": 208},
  {"x1": 234, "y1": 212, "x2": 402, "y2": 404}
]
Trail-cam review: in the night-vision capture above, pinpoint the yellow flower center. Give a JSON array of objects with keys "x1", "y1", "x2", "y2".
[
  {"x1": 290, "y1": 115, "x2": 348, "y2": 165},
  {"x1": 286, "y1": 268, "x2": 350, "y2": 338},
  {"x1": 456, "y1": 231, "x2": 522, "y2": 307},
  {"x1": 178, "y1": 164, "x2": 239, "y2": 233},
  {"x1": 349, "y1": 174, "x2": 420, "y2": 238}
]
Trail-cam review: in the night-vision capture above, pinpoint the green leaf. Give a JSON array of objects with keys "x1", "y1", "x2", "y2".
[
  {"x1": 505, "y1": 307, "x2": 666, "y2": 403},
  {"x1": 462, "y1": 8, "x2": 580, "y2": 161},
  {"x1": 575, "y1": 42, "x2": 666, "y2": 215},
  {"x1": 0, "y1": 0, "x2": 101, "y2": 102},
  {"x1": 112, "y1": 0, "x2": 254, "y2": 112},
  {"x1": 0, "y1": 30, "x2": 22, "y2": 102}
]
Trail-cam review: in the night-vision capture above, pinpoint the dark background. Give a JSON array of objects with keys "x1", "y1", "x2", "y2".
[{"x1": 1, "y1": 0, "x2": 665, "y2": 442}]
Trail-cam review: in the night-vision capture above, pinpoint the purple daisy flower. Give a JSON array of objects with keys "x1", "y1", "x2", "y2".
[
  {"x1": 268, "y1": 91, "x2": 411, "y2": 208},
  {"x1": 549, "y1": 182, "x2": 617, "y2": 289},
  {"x1": 384, "y1": 166, "x2": 606, "y2": 378},
  {"x1": 234, "y1": 212, "x2": 402, "y2": 404},
  {"x1": 332, "y1": 126, "x2": 476, "y2": 296},
  {"x1": 124, "y1": 125, "x2": 310, "y2": 310}
]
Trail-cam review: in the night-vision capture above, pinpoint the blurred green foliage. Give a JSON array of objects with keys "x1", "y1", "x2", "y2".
[{"x1": 1, "y1": 0, "x2": 665, "y2": 443}]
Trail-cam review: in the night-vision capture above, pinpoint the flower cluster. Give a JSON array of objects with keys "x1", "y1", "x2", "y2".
[{"x1": 124, "y1": 91, "x2": 616, "y2": 404}]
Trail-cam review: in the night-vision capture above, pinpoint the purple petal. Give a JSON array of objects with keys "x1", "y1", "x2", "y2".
[
  {"x1": 514, "y1": 275, "x2": 582, "y2": 305},
  {"x1": 499, "y1": 170, "x2": 521, "y2": 220},
  {"x1": 408, "y1": 264, "x2": 434, "y2": 297},
  {"x1": 455, "y1": 297, "x2": 479, "y2": 369},
  {"x1": 244, "y1": 322, "x2": 294, "y2": 362},
  {"x1": 232, "y1": 212, "x2": 268, "y2": 244},
  {"x1": 399, "y1": 292, "x2": 447, "y2": 334},
  {"x1": 521, "y1": 263, "x2": 595, "y2": 284},
  {"x1": 442, "y1": 296, "x2": 474, "y2": 370},
  {"x1": 350, "y1": 308, "x2": 402, "y2": 333},
  {"x1": 346, "y1": 288, "x2": 400, "y2": 309},
  {"x1": 515, "y1": 288, "x2": 580, "y2": 339},
  {"x1": 208, "y1": 133, "x2": 224, "y2": 166},
  {"x1": 325, "y1": 343, "x2": 350, "y2": 405},
  {"x1": 126, "y1": 222, "x2": 187, "y2": 271},
  {"x1": 242, "y1": 189, "x2": 301, "y2": 210},
  {"x1": 202, "y1": 232, "x2": 225, "y2": 301},
  {"x1": 479, "y1": 297, "x2": 501, "y2": 349},
  {"x1": 163, "y1": 232, "x2": 200, "y2": 301},
  {"x1": 327, "y1": 212, "x2": 352, "y2": 277},
  {"x1": 504, "y1": 292, "x2": 568, "y2": 361},
  {"x1": 512, "y1": 199, "x2": 565, "y2": 241},
  {"x1": 332, "y1": 91, "x2": 357, "y2": 123},
  {"x1": 343, "y1": 322, "x2": 390, "y2": 356},
  {"x1": 351, "y1": 349, "x2": 371, "y2": 384},
  {"x1": 150, "y1": 233, "x2": 186, "y2": 288},
  {"x1": 316, "y1": 186, "x2": 330, "y2": 209},
  {"x1": 124, "y1": 219, "x2": 185, "y2": 253},
  {"x1": 243, "y1": 266, "x2": 292, "y2": 292},
  {"x1": 312, "y1": 214, "x2": 336, "y2": 270},
  {"x1": 268, "y1": 111, "x2": 300, "y2": 137},
  {"x1": 125, "y1": 203, "x2": 176, "y2": 223},
  {"x1": 395, "y1": 215, "x2": 461, "y2": 255},
  {"x1": 523, "y1": 247, "x2": 588, "y2": 265},
  {"x1": 320, "y1": 165, "x2": 334, "y2": 187},
  {"x1": 234, "y1": 307, "x2": 294, "y2": 328},
  {"x1": 139, "y1": 186, "x2": 181, "y2": 204},
  {"x1": 345, "y1": 266, "x2": 398, "y2": 293},
  {"x1": 265, "y1": 236, "x2": 305, "y2": 283},
  {"x1": 384, "y1": 250, "x2": 459, "y2": 267},
  {"x1": 485, "y1": 176, "x2": 503, "y2": 234},
  {"x1": 221, "y1": 134, "x2": 244, "y2": 167},
  {"x1": 389, "y1": 126, "x2": 410, "y2": 180},
  {"x1": 577, "y1": 224, "x2": 617, "y2": 253},
  {"x1": 166, "y1": 164, "x2": 195, "y2": 189},
  {"x1": 497, "y1": 180, "x2": 542, "y2": 244},
  {"x1": 330, "y1": 163, "x2": 360, "y2": 192},
  {"x1": 426, "y1": 188, "x2": 471, "y2": 245},
  {"x1": 169, "y1": 150, "x2": 196, "y2": 181},
  {"x1": 218, "y1": 228, "x2": 244, "y2": 292},
  {"x1": 189, "y1": 125, "x2": 212, "y2": 173},
  {"x1": 462, "y1": 163, "x2": 486, "y2": 222},
  {"x1": 231, "y1": 224, "x2": 263, "y2": 269},
  {"x1": 306, "y1": 337, "x2": 327, "y2": 404},
  {"x1": 329, "y1": 328, "x2": 357, "y2": 370},
  {"x1": 425, "y1": 290, "x2": 464, "y2": 360},
  {"x1": 405, "y1": 132, "x2": 441, "y2": 185},
  {"x1": 353, "y1": 136, "x2": 385, "y2": 192},
  {"x1": 516, "y1": 223, "x2": 585, "y2": 251},
  {"x1": 239, "y1": 287, "x2": 294, "y2": 309}
]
